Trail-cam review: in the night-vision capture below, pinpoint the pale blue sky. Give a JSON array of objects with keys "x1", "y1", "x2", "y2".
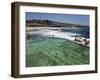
[{"x1": 26, "y1": 12, "x2": 89, "y2": 26}]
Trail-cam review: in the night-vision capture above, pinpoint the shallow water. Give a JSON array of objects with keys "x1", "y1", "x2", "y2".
[{"x1": 26, "y1": 37, "x2": 89, "y2": 67}]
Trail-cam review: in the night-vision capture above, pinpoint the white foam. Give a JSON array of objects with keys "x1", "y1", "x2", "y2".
[{"x1": 26, "y1": 27, "x2": 87, "y2": 41}]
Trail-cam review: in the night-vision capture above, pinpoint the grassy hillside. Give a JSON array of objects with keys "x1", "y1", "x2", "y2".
[{"x1": 26, "y1": 37, "x2": 89, "y2": 67}]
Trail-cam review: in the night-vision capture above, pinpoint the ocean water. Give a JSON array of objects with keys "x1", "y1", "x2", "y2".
[
  {"x1": 26, "y1": 27, "x2": 89, "y2": 41},
  {"x1": 50, "y1": 27, "x2": 89, "y2": 38},
  {"x1": 26, "y1": 27, "x2": 89, "y2": 66}
]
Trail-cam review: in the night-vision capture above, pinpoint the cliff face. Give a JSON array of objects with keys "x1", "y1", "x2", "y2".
[{"x1": 26, "y1": 20, "x2": 89, "y2": 28}]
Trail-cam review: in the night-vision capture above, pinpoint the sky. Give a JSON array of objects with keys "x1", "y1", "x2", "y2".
[{"x1": 26, "y1": 12, "x2": 89, "y2": 26}]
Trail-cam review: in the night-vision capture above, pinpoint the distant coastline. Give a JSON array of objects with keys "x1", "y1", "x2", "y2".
[{"x1": 26, "y1": 19, "x2": 89, "y2": 28}]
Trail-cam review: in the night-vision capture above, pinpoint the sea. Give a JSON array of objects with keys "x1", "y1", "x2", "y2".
[
  {"x1": 26, "y1": 27, "x2": 89, "y2": 41},
  {"x1": 50, "y1": 27, "x2": 89, "y2": 38}
]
